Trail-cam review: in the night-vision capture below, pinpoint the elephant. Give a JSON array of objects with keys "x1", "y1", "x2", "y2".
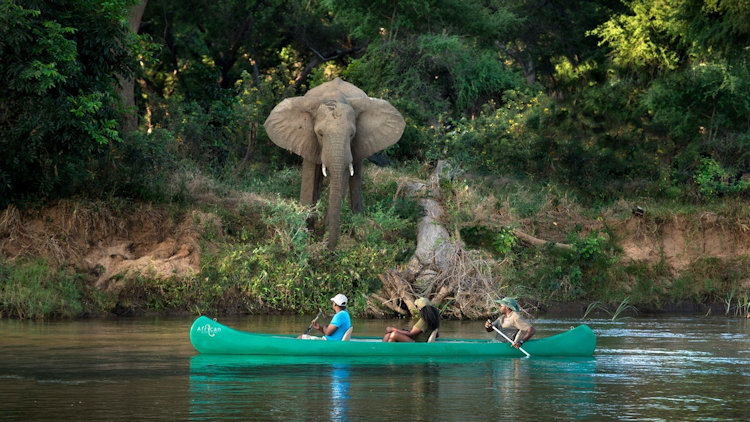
[{"x1": 264, "y1": 78, "x2": 405, "y2": 250}]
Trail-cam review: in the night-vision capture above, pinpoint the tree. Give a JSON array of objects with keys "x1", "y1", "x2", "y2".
[
  {"x1": 118, "y1": 0, "x2": 148, "y2": 133},
  {"x1": 496, "y1": 0, "x2": 625, "y2": 86},
  {"x1": 590, "y1": 0, "x2": 750, "y2": 181},
  {"x1": 0, "y1": 0, "x2": 138, "y2": 207}
]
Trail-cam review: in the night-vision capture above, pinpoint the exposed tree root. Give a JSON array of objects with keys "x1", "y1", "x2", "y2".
[
  {"x1": 367, "y1": 161, "x2": 576, "y2": 319},
  {"x1": 368, "y1": 161, "x2": 506, "y2": 319}
]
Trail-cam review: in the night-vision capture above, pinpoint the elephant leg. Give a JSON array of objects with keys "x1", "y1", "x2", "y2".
[
  {"x1": 300, "y1": 159, "x2": 323, "y2": 206},
  {"x1": 349, "y1": 160, "x2": 363, "y2": 214},
  {"x1": 301, "y1": 159, "x2": 323, "y2": 230}
]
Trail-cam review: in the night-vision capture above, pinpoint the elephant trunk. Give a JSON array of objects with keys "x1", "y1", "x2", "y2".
[{"x1": 325, "y1": 162, "x2": 349, "y2": 250}]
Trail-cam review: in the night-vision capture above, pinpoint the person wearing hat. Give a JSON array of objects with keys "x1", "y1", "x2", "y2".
[
  {"x1": 382, "y1": 297, "x2": 440, "y2": 342},
  {"x1": 306, "y1": 293, "x2": 352, "y2": 341},
  {"x1": 484, "y1": 297, "x2": 535, "y2": 348}
]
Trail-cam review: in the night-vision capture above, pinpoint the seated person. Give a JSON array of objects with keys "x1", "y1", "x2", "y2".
[
  {"x1": 300, "y1": 293, "x2": 351, "y2": 341},
  {"x1": 382, "y1": 297, "x2": 439, "y2": 342},
  {"x1": 484, "y1": 297, "x2": 535, "y2": 348}
]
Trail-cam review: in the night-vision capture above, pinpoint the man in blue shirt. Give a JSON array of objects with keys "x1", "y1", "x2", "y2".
[{"x1": 309, "y1": 293, "x2": 352, "y2": 341}]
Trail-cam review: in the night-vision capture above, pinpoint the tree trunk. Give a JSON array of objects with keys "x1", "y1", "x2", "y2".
[
  {"x1": 240, "y1": 122, "x2": 257, "y2": 167},
  {"x1": 118, "y1": 0, "x2": 148, "y2": 133}
]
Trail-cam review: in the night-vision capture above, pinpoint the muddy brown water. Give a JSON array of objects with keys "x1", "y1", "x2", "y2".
[{"x1": 1, "y1": 315, "x2": 748, "y2": 420}]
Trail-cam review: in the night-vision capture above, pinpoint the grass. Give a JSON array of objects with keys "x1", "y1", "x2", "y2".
[
  {"x1": 723, "y1": 288, "x2": 750, "y2": 317},
  {"x1": 582, "y1": 297, "x2": 638, "y2": 320},
  {"x1": 738, "y1": 294, "x2": 750, "y2": 317},
  {"x1": 0, "y1": 259, "x2": 88, "y2": 319}
]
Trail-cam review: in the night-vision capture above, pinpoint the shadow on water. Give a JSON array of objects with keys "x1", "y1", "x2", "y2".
[{"x1": 188, "y1": 354, "x2": 598, "y2": 421}]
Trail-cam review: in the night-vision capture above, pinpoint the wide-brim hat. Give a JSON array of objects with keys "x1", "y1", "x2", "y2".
[
  {"x1": 414, "y1": 297, "x2": 431, "y2": 310},
  {"x1": 495, "y1": 297, "x2": 519, "y2": 312}
]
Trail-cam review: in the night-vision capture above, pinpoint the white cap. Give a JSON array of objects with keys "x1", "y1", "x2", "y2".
[{"x1": 331, "y1": 294, "x2": 348, "y2": 307}]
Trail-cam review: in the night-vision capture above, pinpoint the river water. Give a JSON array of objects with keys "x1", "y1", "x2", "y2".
[{"x1": 0, "y1": 315, "x2": 748, "y2": 421}]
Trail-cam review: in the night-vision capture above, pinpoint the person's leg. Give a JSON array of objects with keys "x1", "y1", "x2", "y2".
[
  {"x1": 297, "y1": 334, "x2": 326, "y2": 340},
  {"x1": 386, "y1": 331, "x2": 414, "y2": 342}
]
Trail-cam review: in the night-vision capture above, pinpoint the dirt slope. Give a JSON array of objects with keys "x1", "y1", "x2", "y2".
[{"x1": 617, "y1": 213, "x2": 750, "y2": 274}]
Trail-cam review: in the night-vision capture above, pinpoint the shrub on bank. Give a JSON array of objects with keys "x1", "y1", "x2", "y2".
[{"x1": 0, "y1": 259, "x2": 87, "y2": 319}]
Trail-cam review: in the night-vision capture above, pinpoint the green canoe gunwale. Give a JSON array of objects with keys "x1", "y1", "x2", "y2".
[{"x1": 189, "y1": 316, "x2": 596, "y2": 358}]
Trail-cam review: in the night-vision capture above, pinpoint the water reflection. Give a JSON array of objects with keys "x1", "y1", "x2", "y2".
[
  {"x1": 329, "y1": 364, "x2": 349, "y2": 421},
  {"x1": 188, "y1": 355, "x2": 597, "y2": 420}
]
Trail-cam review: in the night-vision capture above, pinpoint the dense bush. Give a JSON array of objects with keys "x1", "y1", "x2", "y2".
[{"x1": 0, "y1": 0, "x2": 136, "y2": 208}]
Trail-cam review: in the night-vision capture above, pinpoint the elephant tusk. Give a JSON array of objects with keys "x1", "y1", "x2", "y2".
[
  {"x1": 349, "y1": 164, "x2": 354, "y2": 176},
  {"x1": 322, "y1": 165, "x2": 327, "y2": 177}
]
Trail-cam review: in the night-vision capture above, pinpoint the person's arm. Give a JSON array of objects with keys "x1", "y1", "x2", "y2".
[
  {"x1": 385, "y1": 323, "x2": 423, "y2": 338},
  {"x1": 321, "y1": 323, "x2": 339, "y2": 336},
  {"x1": 484, "y1": 318, "x2": 500, "y2": 332},
  {"x1": 312, "y1": 320, "x2": 339, "y2": 336},
  {"x1": 384, "y1": 326, "x2": 417, "y2": 337},
  {"x1": 512, "y1": 325, "x2": 535, "y2": 348},
  {"x1": 407, "y1": 324, "x2": 423, "y2": 338}
]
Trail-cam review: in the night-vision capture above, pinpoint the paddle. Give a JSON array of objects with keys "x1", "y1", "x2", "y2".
[
  {"x1": 488, "y1": 322, "x2": 531, "y2": 358},
  {"x1": 303, "y1": 308, "x2": 324, "y2": 336}
]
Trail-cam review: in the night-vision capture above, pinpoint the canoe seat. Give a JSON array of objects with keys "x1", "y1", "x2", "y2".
[
  {"x1": 341, "y1": 326, "x2": 353, "y2": 341},
  {"x1": 427, "y1": 329, "x2": 438, "y2": 343}
]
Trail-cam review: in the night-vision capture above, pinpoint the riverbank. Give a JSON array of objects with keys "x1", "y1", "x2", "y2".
[{"x1": 2, "y1": 165, "x2": 749, "y2": 320}]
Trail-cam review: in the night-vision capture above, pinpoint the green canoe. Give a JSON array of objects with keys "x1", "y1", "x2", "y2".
[{"x1": 189, "y1": 316, "x2": 596, "y2": 358}]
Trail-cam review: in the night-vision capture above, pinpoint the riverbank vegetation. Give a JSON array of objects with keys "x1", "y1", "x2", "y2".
[{"x1": 2, "y1": 0, "x2": 749, "y2": 319}]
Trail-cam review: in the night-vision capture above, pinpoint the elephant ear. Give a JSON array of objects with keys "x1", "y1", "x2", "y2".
[
  {"x1": 263, "y1": 97, "x2": 322, "y2": 163},
  {"x1": 349, "y1": 97, "x2": 405, "y2": 162}
]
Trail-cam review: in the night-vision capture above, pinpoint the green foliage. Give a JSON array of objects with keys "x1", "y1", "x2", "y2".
[
  {"x1": 645, "y1": 61, "x2": 750, "y2": 185},
  {"x1": 671, "y1": 256, "x2": 750, "y2": 304},
  {"x1": 139, "y1": 40, "x2": 303, "y2": 173},
  {"x1": 94, "y1": 129, "x2": 179, "y2": 202},
  {"x1": 345, "y1": 34, "x2": 526, "y2": 122},
  {"x1": 236, "y1": 167, "x2": 301, "y2": 200},
  {"x1": 589, "y1": 0, "x2": 685, "y2": 72},
  {"x1": 518, "y1": 228, "x2": 619, "y2": 300},
  {"x1": 673, "y1": 0, "x2": 750, "y2": 62},
  {"x1": 323, "y1": 0, "x2": 516, "y2": 43},
  {"x1": 549, "y1": 73, "x2": 670, "y2": 197},
  {"x1": 0, "y1": 0, "x2": 137, "y2": 207},
  {"x1": 649, "y1": 60, "x2": 750, "y2": 140},
  {"x1": 737, "y1": 293, "x2": 750, "y2": 317},
  {"x1": 693, "y1": 158, "x2": 750, "y2": 200},
  {"x1": 189, "y1": 169, "x2": 418, "y2": 315},
  {"x1": 582, "y1": 0, "x2": 750, "y2": 199},
  {"x1": 0, "y1": 259, "x2": 88, "y2": 319},
  {"x1": 116, "y1": 275, "x2": 238, "y2": 315},
  {"x1": 142, "y1": 0, "x2": 291, "y2": 91},
  {"x1": 201, "y1": 230, "x2": 407, "y2": 316},
  {"x1": 234, "y1": 69, "x2": 299, "y2": 164},
  {"x1": 461, "y1": 225, "x2": 518, "y2": 256},
  {"x1": 430, "y1": 91, "x2": 543, "y2": 175}
]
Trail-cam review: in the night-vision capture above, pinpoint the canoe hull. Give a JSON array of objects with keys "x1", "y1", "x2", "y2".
[{"x1": 189, "y1": 316, "x2": 596, "y2": 358}]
